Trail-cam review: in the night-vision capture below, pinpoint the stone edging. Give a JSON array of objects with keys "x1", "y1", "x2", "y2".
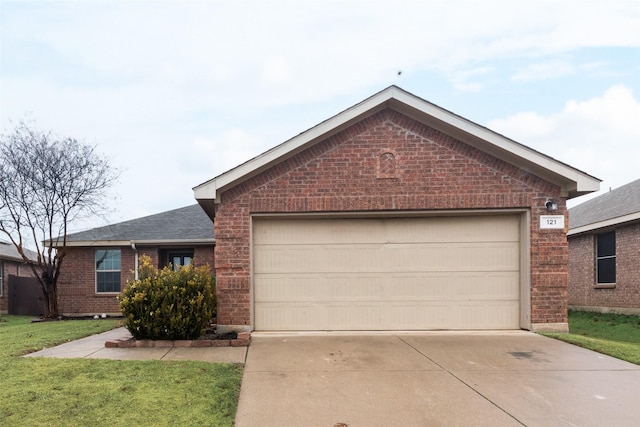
[{"x1": 105, "y1": 332, "x2": 251, "y2": 348}]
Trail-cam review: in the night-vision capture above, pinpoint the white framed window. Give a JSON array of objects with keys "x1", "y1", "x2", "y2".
[
  {"x1": 0, "y1": 260, "x2": 3, "y2": 296},
  {"x1": 96, "y1": 249, "x2": 121, "y2": 293},
  {"x1": 596, "y1": 231, "x2": 616, "y2": 285}
]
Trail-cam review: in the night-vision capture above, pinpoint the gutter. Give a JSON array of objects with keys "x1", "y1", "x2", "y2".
[{"x1": 131, "y1": 241, "x2": 138, "y2": 280}]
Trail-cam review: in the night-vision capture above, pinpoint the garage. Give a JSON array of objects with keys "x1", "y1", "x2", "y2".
[
  {"x1": 195, "y1": 86, "x2": 601, "y2": 333},
  {"x1": 253, "y1": 214, "x2": 522, "y2": 331}
]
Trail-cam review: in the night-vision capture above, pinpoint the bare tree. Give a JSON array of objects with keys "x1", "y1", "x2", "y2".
[{"x1": 0, "y1": 120, "x2": 118, "y2": 318}]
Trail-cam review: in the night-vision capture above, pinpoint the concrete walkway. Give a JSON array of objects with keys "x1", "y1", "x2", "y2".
[
  {"x1": 25, "y1": 327, "x2": 247, "y2": 364},
  {"x1": 235, "y1": 331, "x2": 640, "y2": 427}
]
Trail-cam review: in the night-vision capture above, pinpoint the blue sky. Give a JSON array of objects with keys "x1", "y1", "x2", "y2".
[{"x1": 1, "y1": 0, "x2": 639, "y2": 231}]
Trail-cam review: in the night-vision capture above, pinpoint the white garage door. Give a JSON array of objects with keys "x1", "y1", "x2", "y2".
[{"x1": 253, "y1": 215, "x2": 521, "y2": 331}]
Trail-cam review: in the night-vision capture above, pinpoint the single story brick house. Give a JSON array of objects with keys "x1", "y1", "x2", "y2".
[
  {"x1": 0, "y1": 240, "x2": 38, "y2": 314},
  {"x1": 568, "y1": 179, "x2": 640, "y2": 315},
  {"x1": 52, "y1": 204, "x2": 214, "y2": 316},
  {"x1": 193, "y1": 85, "x2": 600, "y2": 333}
]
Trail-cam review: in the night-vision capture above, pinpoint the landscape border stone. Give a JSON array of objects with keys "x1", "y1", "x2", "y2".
[{"x1": 105, "y1": 332, "x2": 250, "y2": 348}]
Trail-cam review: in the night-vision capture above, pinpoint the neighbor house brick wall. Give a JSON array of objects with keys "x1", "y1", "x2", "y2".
[
  {"x1": 0, "y1": 259, "x2": 35, "y2": 313},
  {"x1": 57, "y1": 246, "x2": 135, "y2": 315},
  {"x1": 56, "y1": 245, "x2": 215, "y2": 316},
  {"x1": 213, "y1": 109, "x2": 568, "y2": 329},
  {"x1": 569, "y1": 223, "x2": 640, "y2": 310}
]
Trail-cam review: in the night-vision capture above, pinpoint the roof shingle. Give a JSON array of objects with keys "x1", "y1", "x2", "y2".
[
  {"x1": 569, "y1": 179, "x2": 640, "y2": 230},
  {"x1": 62, "y1": 204, "x2": 214, "y2": 244}
]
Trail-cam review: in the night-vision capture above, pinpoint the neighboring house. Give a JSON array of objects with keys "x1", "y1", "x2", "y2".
[
  {"x1": 193, "y1": 85, "x2": 600, "y2": 334},
  {"x1": 568, "y1": 179, "x2": 640, "y2": 315},
  {"x1": 52, "y1": 204, "x2": 214, "y2": 316},
  {"x1": 0, "y1": 240, "x2": 38, "y2": 314}
]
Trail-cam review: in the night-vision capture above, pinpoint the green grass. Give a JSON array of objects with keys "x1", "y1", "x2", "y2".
[
  {"x1": 0, "y1": 315, "x2": 122, "y2": 358},
  {"x1": 0, "y1": 315, "x2": 243, "y2": 426},
  {"x1": 543, "y1": 310, "x2": 640, "y2": 365}
]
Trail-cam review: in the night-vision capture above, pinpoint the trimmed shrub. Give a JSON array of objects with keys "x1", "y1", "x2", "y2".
[{"x1": 118, "y1": 255, "x2": 216, "y2": 340}]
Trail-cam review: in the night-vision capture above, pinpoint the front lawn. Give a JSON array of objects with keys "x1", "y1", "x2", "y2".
[
  {"x1": 543, "y1": 310, "x2": 640, "y2": 365},
  {"x1": 0, "y1": 315, "x2": 243, "y2": 426}
]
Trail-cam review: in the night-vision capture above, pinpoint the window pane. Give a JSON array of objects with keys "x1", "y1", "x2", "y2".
[
  {"x1": 597, "y1": 258, "x2": 616, "y2": 284},
  {"x1": 184, "y1": 256, "x2": 192, "y2": 266},
  {"x1": 97, "y1": 271, "x2": 121, "y2": 292},
  {"x1": 597, "y1": 232, "x2": 616, "y2": 257},
  {"x1": 96, "y1": 250, "x2": 107, "y2": 270},
  {"x1": 96, "y1": 250, "x2": 121, "y2": 270}
]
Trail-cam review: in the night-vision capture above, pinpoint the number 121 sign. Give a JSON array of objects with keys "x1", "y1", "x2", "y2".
[{"x1": 540, "y1": 215, "x2": 565, "y2": 230}]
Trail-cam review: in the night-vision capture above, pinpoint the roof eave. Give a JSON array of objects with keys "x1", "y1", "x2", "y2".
[
  {"x1": 0, "y1": 254, "x2": 28, "y2": 263},
  {"x1": 48, "y1": 238, "x2": 215, "y2": 248},
  {"x1": 568, "y1": 211, "x2": 640, "y2": 236},
  {"x1": 193, "y1": 86, "x2": 601, "y2": 211}
]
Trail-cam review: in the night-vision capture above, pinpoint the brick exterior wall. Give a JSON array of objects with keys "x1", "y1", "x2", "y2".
[
  {"x1": 213, "y1": 109, "x2": 568, "y2": 330},
  {"x1": 1, "y1": 259, "x2": 32, "y2": 313},
  {"x1": 57, "y1": 245, "x2": 215, "y2": 316},
  {"x1": 569, "y1": 222, "x2": 640, "y2": 312}
]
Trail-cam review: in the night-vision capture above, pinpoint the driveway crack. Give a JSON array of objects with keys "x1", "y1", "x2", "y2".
[{"x1": 395, "y1": 334, "x2": 527, "y2": 426}]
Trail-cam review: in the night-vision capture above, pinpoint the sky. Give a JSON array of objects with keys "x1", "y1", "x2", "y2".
[{"x1": 1, "y1": 0, "x2": 639, "y2": 232}]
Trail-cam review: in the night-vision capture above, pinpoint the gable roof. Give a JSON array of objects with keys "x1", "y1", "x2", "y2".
[
  {"x1": 0, "y1": 239, "x2": 38, "y2": 262},
  {"x1": 52, "y1": 204, "x2": 214, "y2": 247},
  {"x1": 568, "y1": 179, "x2": 640, "y2": 235},
  {"x1": 193, "y1": 85, "x2": 600, "y2": 218}
]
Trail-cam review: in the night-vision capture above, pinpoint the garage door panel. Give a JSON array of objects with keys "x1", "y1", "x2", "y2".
[
  {"x1": 255, "y1": 301, "x2": 520, "y2": 331},
  {"x1": 254, "y1": 216, "x2": 519, "y2": 245},
  {"x1": 254, "y1": 242, "x2": 519, "y2": 273},
  {"x1": 255, "y1": 272, "x2": 519, "y2": 301},
  {"x1": 253, "y1": 216, "x2": 521, "y2": 331}
]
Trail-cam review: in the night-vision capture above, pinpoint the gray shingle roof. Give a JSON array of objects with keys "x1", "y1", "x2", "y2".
[
  {"x1": 0, "y1": 239, "x2": 39, "y2": 262},
  {"x1": 569, "y1": 179, "x2": 640, "y2": 230},
  {"x1": 63, "y1": 204, "x2": 214, "y2": 244}
]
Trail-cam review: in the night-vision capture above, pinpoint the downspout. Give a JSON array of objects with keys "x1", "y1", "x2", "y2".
[{"x1": 131, "y1": 241, "x2": 138, "y2": 280}]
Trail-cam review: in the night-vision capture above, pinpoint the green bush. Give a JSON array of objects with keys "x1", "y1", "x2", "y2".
[{"x1": 118, "y1": 255, "x2": 216, "y2": 340}]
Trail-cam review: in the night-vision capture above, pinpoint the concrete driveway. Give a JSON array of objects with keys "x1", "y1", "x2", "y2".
[{"x1": 235, "y1": 332, "x2": 640, "y2": 427}]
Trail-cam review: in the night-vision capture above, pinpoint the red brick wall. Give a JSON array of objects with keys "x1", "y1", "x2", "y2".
[
  {"x1": 57, "y1": 245, "x2": 215, "y2": 316},
  {"x1": 57, "y1": 246, "x2": 133, "y2": 315},
  {"x1": 0, "y1": 259, "x2": 36, "y2": 313},
  {"x1": 213, "y1": 109, "x2": 568, "y2": 329},
  {"x1": 569, "y1": 223, "x2": 640, "y2": 310},
  {"x1": 194, "y1": 246, "x2": 215, "y2": 270}
]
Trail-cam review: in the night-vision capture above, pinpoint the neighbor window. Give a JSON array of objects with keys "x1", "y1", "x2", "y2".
[
  {"x1": 596, "y1": 231, "x2": 616, "y2": 284},
  {"x1": 96, "y1": 249, "x2": 121, "y2": 293},
  {"x1": 168, "y1": 251, "x2": 193, "y2": 271},
  {"x1": 0, "y1": 261, "x2": 3, "y2": 296}
]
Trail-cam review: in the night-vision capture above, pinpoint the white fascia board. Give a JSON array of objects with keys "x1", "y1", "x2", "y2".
[
  {"x1": 193, "y1": 86, "x2": 600, "y2": 202},
  {"x1": 57, "y1": 239, "x2": 215, "y2": 248},
  {"x1": 568, "y1": 211, "x2": 640, "y2": 236},
  {"x1": 0, "y1": 254, "x2": 25, "y2": 263}
]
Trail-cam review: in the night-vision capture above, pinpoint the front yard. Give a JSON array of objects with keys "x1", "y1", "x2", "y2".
[
  {"x1": 0, "y1": 316, "x2": 242, "y2": 426},
  {"x1": 3, "y1": 309, "x2": 637, "y2": 426},
  {"x1": 543, "y1": 310, "x2": 640, "y2": 365}
]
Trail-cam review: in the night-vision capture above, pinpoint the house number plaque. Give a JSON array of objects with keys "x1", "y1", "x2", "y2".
[{"x1": 540, "y1": 215, "x2": 565, "y2": 229}]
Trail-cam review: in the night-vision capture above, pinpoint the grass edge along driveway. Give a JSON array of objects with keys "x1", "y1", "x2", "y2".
[
  {"x1": 542, "y1": 310, "x2": 640, "y2": 365},
  {"x1": 0, "y1": 316, "x2": 242, "y2": 427}
]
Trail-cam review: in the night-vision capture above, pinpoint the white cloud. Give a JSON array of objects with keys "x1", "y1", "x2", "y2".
[
  {"x1": 451, "y1": 67, "x2": 494, "y2": 92},
  {"x1": 2, "y1": 1, "x2": 639, "y2": 226},
  {"x1": 488, "y1": 85, "x2": 640, "y2": 204},
  {"x1": 262, "y1": 56, "x2": 292, "y2": 86},
  {"x1": 191, "y1": 129, "x2": 265, "y2": 177},
  {"x1": 511, "y1": 61, "x2": 575, "y2": 82}
]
